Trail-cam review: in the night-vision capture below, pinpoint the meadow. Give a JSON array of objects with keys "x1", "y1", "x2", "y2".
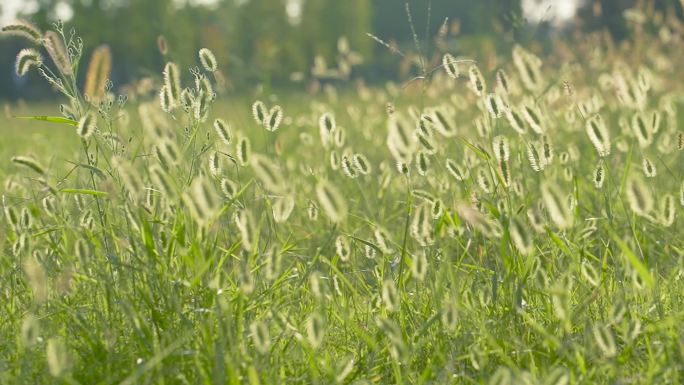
[{"x1": 1, "y1": 11, "x2": 684, "y2": 385}]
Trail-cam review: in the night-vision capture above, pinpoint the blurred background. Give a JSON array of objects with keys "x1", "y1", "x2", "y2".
[{"x1": 0, "y1": 0, "x2": 681, "y2": 100}]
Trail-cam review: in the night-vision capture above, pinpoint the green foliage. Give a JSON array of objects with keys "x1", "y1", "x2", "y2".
[{"x1": 2, "y1": 3, "x2": 684, "y2": 384}]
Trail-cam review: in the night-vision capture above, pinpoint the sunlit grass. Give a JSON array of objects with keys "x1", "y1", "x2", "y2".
[{"x1": 2, "y1": 11, "x2": 684, "y2": 385}]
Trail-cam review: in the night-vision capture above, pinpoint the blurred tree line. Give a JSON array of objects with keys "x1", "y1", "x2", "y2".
[{"x1": 0, "y1": 0, "x2": 681, "y2": 99}]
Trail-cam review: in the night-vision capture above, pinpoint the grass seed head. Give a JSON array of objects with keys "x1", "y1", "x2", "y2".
[
  {"x1": 251, "y1": 153, "x2": 285, "y2": 193},
  {"x1": 586, "y1": 114, "x2": 611, "y2": 157},
  {"x1": 495, "y1": 68, "x2": 510, "y2": 94},
  {"x1": 83, "y1": 45, "x2": 112, "y2": 101},
  {"x1": 315, "y1": 180, "x2": 347, "y2": 223},
  {"x1": 252, "y1": 100, "x2": 266, "y2": 125},
  {"x1": 213, "y1": 118, "x2": 232, "y2": 145},
  {"x1": 625, "y1": 174, "x2": 653, "y2": 217},
  {"x1": 1, "y1": 20, "x2": 43, "y2": 44},
  {"x1": 163, "y1": 62, "x2": 181, "y2": 106},
  {"x1": 272, "y1": 195, "x2": 295, "y2": 223},
  {"x1": 43, "y1": 31, "x2": 72, "y2": 76},
  {"x1": 77, "y1": 111, "x2": 97, "y2": 139},
  {"x1": 11, "y1": 156, "x2": 45, "y2": 175},
  {"x1": 593, "y1": 161, "x2": 605, "y2": 189},
  {"x1": 468, "y1": 65, "x2": 486, "y2": 96},
  {"x1": 236, "y1": 136, "x2": 251, "y2": 166},
  {"x1": 442, "y1": 53, "x2": 459, "y2": 79},
  {"x1": 306, "y1": 312, "x2": 325, "y2": 349},
  {"x1": 541, "y1": 182, "x2": 573, "y2": 229},
  {"x1": 198, "y1": 47, "x2": 217, "y2": 72},
  {"x1": 642, "y1": 157, "x2": 656, "y2": 178},
  {"x1": 15, "y1": 48, "x2": 42, "y2": 76},
  {"x1": 660, "y1": 193, "x2": 675, "y2": 227},
  {"x1": 265, "y1": 105, "x2": 283, "y2": 132}
]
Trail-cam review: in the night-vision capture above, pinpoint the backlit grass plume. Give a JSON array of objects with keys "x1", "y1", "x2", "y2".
[
  {"x1": 2, "y1": 16, "x2": 684, "y2": 384},
  {"x1": 44, "y1": 31, "x2": 72, "y2": 76},
  {"x1": 315, "y1": 180, "x2": 347, "y2": 223},
  {"x1": 83, "y1": 45, "x2": 112, "y2": 101},
  {"x1": 593, "y1": 161, "x2": 605, "y2": 189},
  {"x1": 198, "y1": 48, "x2": 217, "y2": 72},
  {"x1": 15, "y1": 49, "x2": 43, "y2": 76},
  {"x1": 541, "y1": 182, "x2": 573, "y2": 229},
  {"x1": 512, "y1": 44, "x2": 543, "y2": 91},
  {"x1": 455, "y1": 202, "x2": 502, "y2": 239},
  {"x1": 163, "y1": 62, "x2": 181, "y2": 107},
  {"x1": 442, "y1": 53, "x2": 459, "y2": 79},
  {"x1": 214, "y1": 118, "x2": 232, "y2": 145},
  {"x1": 252, "y1": 100, "x2": 267, "y2": 125},
  {"x1": 642, "y1": 157, "x2": 656, "y2": 178},
  {"x1": 585, "y1": 114, "x2": 611, "y2": 157},
  {"x1": 659, "y1": 194, "x2": 675, "y2": 227},
  {"x1": 468, "y1": 65, "x2": 486, "y2": 96},
  {"x1": 265, "y1": 105, "x2": 283, "y2": 132},
  {"x1": 11, "y1": 155, "x2": 45, "y2": 175},
  {"x1": 251, "y1": 154, "x2": 286, "y2": 193},
  {"x1": 625, "y1": 174, "x2": 653, "y2": 217},
  {"x1": 76, "y1": 112, "x2": 97, "y2": 139},
  {"x1": 183, "y1": 176, "x2": 219, "y2": 227},
  {"x1": 1, "y1": 20, "x2": 43, "y2": 44}
]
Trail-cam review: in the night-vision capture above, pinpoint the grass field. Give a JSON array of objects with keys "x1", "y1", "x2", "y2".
[{"x1": 2, "y1": 16, "x2": 684, "y2": 385}]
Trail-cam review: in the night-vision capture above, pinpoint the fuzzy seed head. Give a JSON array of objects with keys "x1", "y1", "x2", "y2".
[
  {"x1": 632, "y1": 112, "x2": 653, "y2": 148},
  {"x1": 44, "y1": 31, "x2": 72, "y2": 76},
  {"x1": 512, "y1": 45, "x2": 543, "y2": 91},
  {"x1": 586, "y1": 114, "x2": 611, "y2": 157},
  {"x1": 252, "y1": 100, "x2": 266, "y2": 125},
  {"x1": 163, "y1": 62, "x2": 181, "y2": 106},
  {"x1": 76, "y1": 112, "x2": 98, "y2": 140},
  {"x1": 306, "y1": 312, "x2": 325, "y2": 349},
  {"x1": 15, "y1": 48, "x2": 42, "y2": 76},
  {"x1": 235, "y1": 209, "x2": 256, "y2": 250},
  {"x1": 198, "y1": 48, "x2": 217, "y2": 72},
  {"x1": 476, "y1": 168, "x2": 492, "y2": 193},
  {"x1": 272, "y1": 195, "x2": 295, "y2": 223},
  {"x1": 593, "y1": 161, "x2": 605, "y2": 189},
  {"x1": 642, "y1": 157, "x2": 656, "y2": 178},
  {"x1": 335, "y1": 235, "x2": 351, "y2": 261},
  {"x1": 382, "y1": 279, "x2": 399, "y2": 312},
  {"x1": 220, "y1": 178, "x2": 238, "y2": 199},
  {"x1": 411, "y1": 251, "x2": 428, "y2": 281},
  {"x1": 486, "y1": 93, "x2": 503, "y2": 119},
  {"x1": 541, "y1": 182, "x2": 573, "y2": 229},
  {"x1": 416, "y1": 151, "x2": 430, "y2": 176},
  {"x1": 236, "y1": 136, "x2": 251, "y2": 166},
  {"x1": 250, "y1": 321, "x2": 270, "y2": 354},
  {"x1": 213, "y1": 118, "x2": 232, "y2": 145},
  {"x1": 495, "y1": 68, "x2": 510, "y2": 94},
  {"x1": 446, "y1": 158, "x2": 468, "y2": 181},
  {"x1": 352, "y1": 153, "x2": 371, "y2": 175},
  {"x1": 250, "y1": 153, "x2": 286, "y2": 193},
  {"x1": 492, "y1": 135, "x2": 510, "y2": 163},
  {"x1": 468, "y1": 65, "x2": 486, "y2": 96},
  {"x1": 442, "y1": 53, "x2": 459, "y2": 79},
  {"x1": 209, "y1": 152, "x2": 221, "y2": 176},
  {"x1": 1, "y1": 20, "x2": 43, "y2": 43},
  {"x1": 159, "y1": 86, "x2": 172, "y2": 113},
  {"x1": 625, "y1": 175, "x2": 653, "y2": 217},
  {"x1": 509, "y1": 217, "x2": 533, "y2": 255},
  {"x1": 11, "y1": 156, "x2": 45, "y2": 175},
  {"x1": 341, "y1": 155, "x2": 357, "y2": 178},
  {"x1": 315, "y1": 180, "x2": 347, "y2": 223},
  {"x1": 265, "y1": 105, "x2": 283, "y2": 132},
  {"x1": 522, "y1": 105, "x2": 543, "y2": 134},
  {"x1": 506, "y1": 108, "x2": 527, "y2": 135},
  {"x1": 660, "y1": 194, "x2": 675, "y2": 227}
]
